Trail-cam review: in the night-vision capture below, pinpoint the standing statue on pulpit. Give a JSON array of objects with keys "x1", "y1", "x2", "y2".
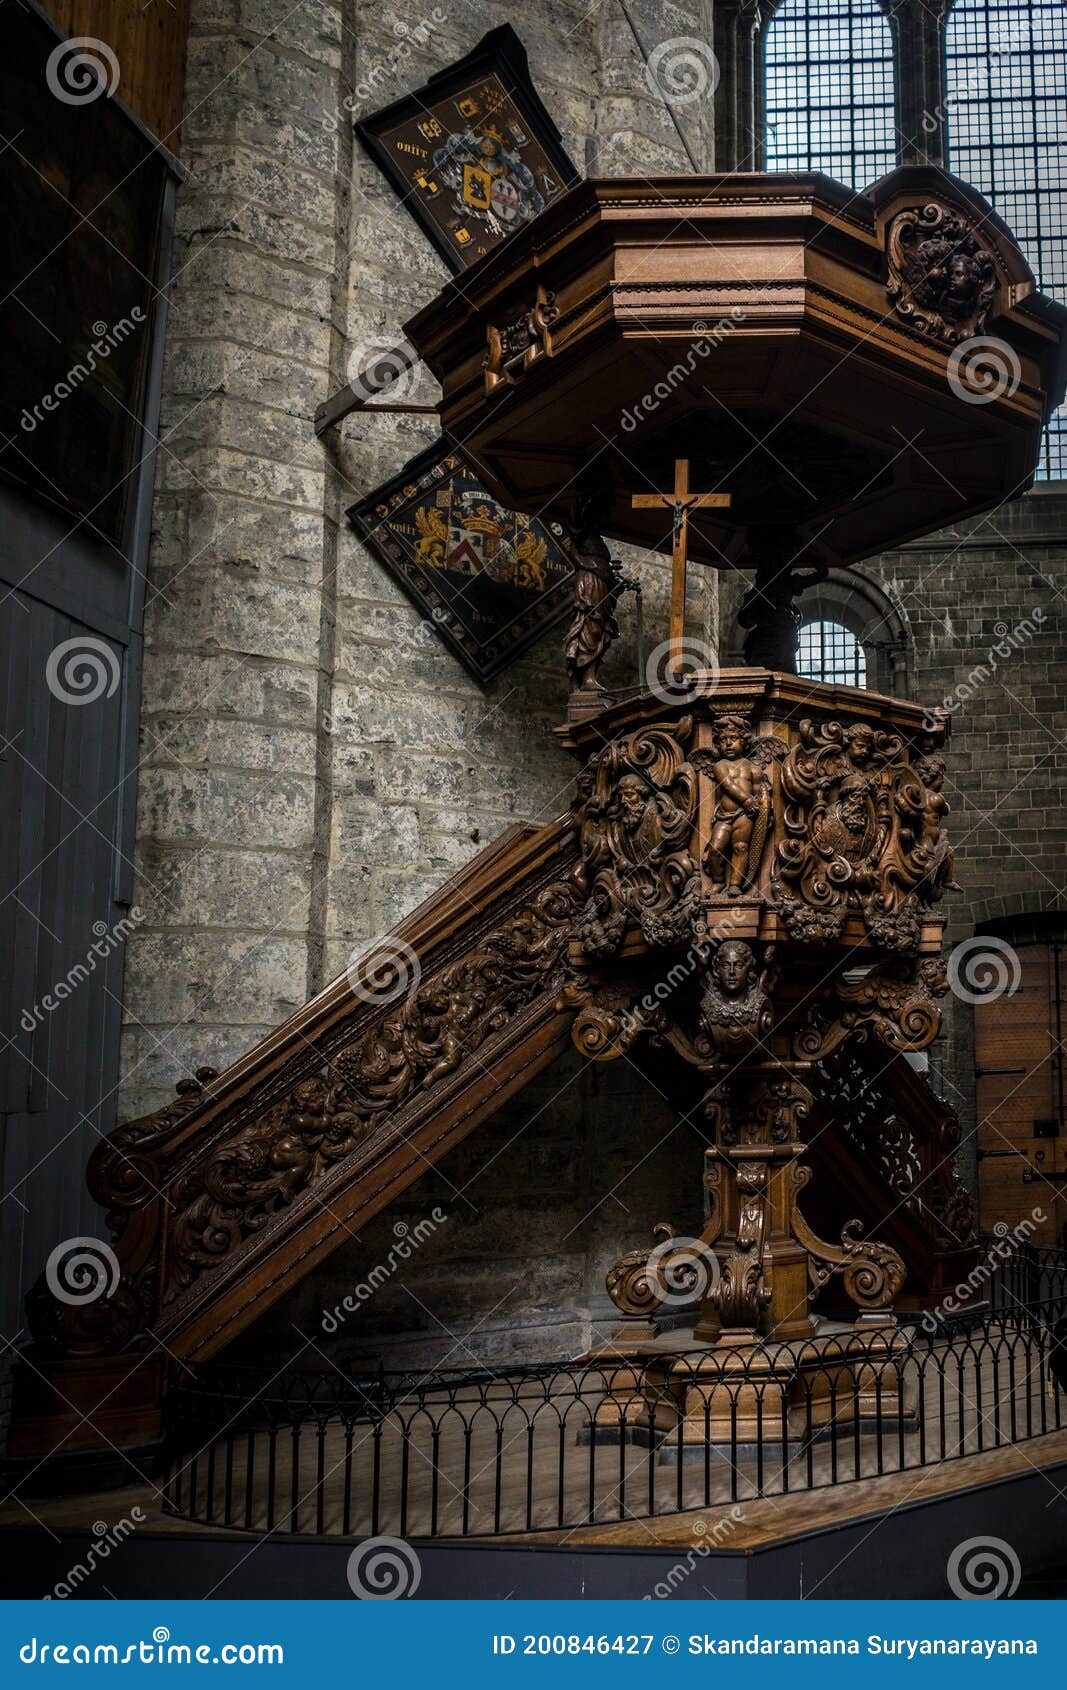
[{"x1": 564, "y1": 498, "x2": 620, "y2": 694}]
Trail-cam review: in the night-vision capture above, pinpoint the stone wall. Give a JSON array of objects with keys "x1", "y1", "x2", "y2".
[{"x1": 122, "y1": 0, "x2": 716, "y2": 1126}]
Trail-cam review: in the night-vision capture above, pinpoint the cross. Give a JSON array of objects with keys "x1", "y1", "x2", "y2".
[{"x1": 631, "y1": 459, "x2": 731, "y2": 674}]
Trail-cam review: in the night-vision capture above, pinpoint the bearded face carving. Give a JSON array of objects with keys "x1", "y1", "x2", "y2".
[{"x1": 886, "y1": 202, "x2": 997, "y2": 345}]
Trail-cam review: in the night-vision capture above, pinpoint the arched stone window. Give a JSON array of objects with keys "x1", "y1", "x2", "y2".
[
  {"x1": 945, "y1": 0, "x2": 1067, "y2": 478},
  {"x1": 726, "y1": 567, "x2": 910, "y2": 691},
  {"x1": 763, "y1": 0, "x2": 897, "y2": 188},
  {"x1": 793, "y1": 567, "x2": 910, "y2": 694}
]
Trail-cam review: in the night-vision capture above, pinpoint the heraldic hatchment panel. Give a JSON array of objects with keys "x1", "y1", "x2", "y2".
[
  {"x1": 348, "y1": 441, "x2": 576, "y2": 684},
  {"x1": 355, "y1": 25, "x2": 579, "y2": 274}
]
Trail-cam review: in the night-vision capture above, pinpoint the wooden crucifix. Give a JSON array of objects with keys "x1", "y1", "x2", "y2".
[{"x1": 632, "y1": 459, "x2": 731, "y2": 674}]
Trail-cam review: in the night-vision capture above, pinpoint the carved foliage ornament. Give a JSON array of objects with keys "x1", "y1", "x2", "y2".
[
  {"x1": 886, "y1": 201, "x2": 998, "y2": 346},
  {"x1": 774, "y1": 717, "x2": 955, "y2": 949}
]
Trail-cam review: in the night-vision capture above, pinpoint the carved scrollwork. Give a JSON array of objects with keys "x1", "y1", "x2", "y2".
[
  {"x1": 28, "y1": 874, "x2": 583, "y2": 1345},
  {"x1": 88, "y1": 1066, "x2": 221, "y2": 1239},
  {"x1": 796, "y1": 954, "x2": 948, "y2": 1062},
  {"x1": 557, "y1": 976, "x2": 644, "y2": 1061},
  {"x1": 605, "y1": 1222, "x2": 711, "y2": 1319},
  {"x1": 161, "y1": 882, "x2": 581, "y2": 1301},
  {"x1": 773, "y1": 717, "x2": 955, "y2": 948},
  {"x1": 793, "y1": 1180, "x2": 906, "y2": 1311},
  {"x1": 886, "y1": 200, "x2": 998, "y2": 345},
  {"x1": 571, "y1": 718, "x2": 699, "y2": 957},
  {"x1": 484, "y1": 284, "x2": 559, "y2": 392}
]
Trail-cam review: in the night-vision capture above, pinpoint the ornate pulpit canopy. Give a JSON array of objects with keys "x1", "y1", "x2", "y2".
[{"x1": 407, "y1": 167, "x2": 1067, "y2": 576}]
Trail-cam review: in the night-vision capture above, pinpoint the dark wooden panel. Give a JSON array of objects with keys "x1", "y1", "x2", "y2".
[
  {"x1": 39, "y1": 0, "x2": 191, "y2": 144},
  {"x1": 976, "y1": 941, "x2": 1066, "y2": 1245}
]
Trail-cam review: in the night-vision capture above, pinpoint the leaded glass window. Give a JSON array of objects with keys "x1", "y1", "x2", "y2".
[
  {"x1": 946, "y1": 0, "x2": 1067, "y2": 478},
  {"x1": 765, "y1": 0, "x2": 897, "y2": 190},
  {"x1": 797, "y1": 619, "x2": 868, "y2": 686}
]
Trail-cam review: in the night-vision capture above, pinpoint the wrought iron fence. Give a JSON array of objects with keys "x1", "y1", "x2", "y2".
[{"x1": 162, "y1": 1246, "x2": 1067, "y2": 1541}]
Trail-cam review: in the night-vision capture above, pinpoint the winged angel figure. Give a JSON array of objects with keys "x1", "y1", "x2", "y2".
[{"x1": 692, "y1": 716, "x2": 787, "y2": 896}]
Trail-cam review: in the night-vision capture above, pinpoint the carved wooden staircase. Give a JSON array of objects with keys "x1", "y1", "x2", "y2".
[
  {"x1": 12, "y1": 675, "x2": 980, "y2": 1461},
  {"x1": 12, "y1": 816, "x2": 583, "y2": 1455}
]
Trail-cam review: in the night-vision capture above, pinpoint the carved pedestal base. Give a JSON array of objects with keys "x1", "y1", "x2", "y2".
[
  {"x1": 603, "y1": 1065, "x2": 907, "y2": 1372},
  {"x1": 661, "y1": 1334, "x2": 792, "y2": 1461},
  {"x1": 698, "y1": 1066, "x2": 905, "y2": 1344},
  {"x1": 578, "y1": 1346, "x2": 683, "y2": 1446}
]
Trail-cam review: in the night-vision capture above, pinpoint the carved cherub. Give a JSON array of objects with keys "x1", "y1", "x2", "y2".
[
  {"x1": 698, "y1": 940, "x2": 777, "y2": 1061},
  {"x1": 693, "y1": 717, "x2": 783, "y2": 897}
]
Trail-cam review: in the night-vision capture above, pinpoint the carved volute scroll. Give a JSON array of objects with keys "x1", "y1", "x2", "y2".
[
  {"x1": 795, "y1": 954, "x2": 949, "y2": 1062},
  {"x1": 886, "y1": 200, "x2": 998, "y2": 345}
]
